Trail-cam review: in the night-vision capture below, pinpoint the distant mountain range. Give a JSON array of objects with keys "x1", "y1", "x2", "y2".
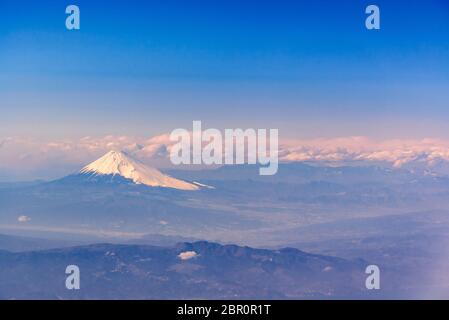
[
  {"x1": 0, "y1": 240, "x2": 370, "y2": 299},
  {"x1": 2, "y1": 156, "x2": 449, "y2": 246}
]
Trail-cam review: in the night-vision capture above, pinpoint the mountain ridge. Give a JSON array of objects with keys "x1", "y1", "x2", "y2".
[{"x1": 0, "y1": 240, "x2": 370, "y2": 299}]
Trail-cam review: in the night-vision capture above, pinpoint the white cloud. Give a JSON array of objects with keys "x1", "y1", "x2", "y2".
[
  {"x1": 178, "y1": 251, "x2": 198, "y2": 260},
  {"x1": 17, "y1": 215, "x2": 31, "y2": 223}
]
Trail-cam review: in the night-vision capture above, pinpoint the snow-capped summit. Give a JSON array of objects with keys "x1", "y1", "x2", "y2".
[{"x1": 80, "y1": 150, "x2": 199, "y2": 190}]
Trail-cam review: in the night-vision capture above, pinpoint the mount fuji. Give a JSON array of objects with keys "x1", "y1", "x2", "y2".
[{"x1": 76, "y1": 150, "x2": 200, "y2": 191}]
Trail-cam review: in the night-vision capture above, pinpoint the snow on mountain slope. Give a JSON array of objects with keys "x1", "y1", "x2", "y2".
[{"x1": 80, "y1": 150, "x2": 199, "y2": 190}]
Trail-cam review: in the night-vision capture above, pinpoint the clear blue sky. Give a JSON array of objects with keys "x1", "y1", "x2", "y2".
[{"x1": 1, "y1": 0, "x2": 448, "y2": 139}]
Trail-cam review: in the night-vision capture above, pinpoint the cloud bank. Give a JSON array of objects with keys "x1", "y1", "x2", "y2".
[{"x1": 2, "y1": 134, "x2": 449, "y2": 180}]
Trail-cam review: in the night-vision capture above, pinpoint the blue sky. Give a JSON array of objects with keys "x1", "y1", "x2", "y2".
[{"x1": 1, "y1": 0, "x2": 448, "y2": 139}]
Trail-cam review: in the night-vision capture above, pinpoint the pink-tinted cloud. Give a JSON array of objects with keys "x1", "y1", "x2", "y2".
[
  {"x1": 281, "y1": 137, "x2": 449, "y2": 168},
  {"x1": 3, "y1": 134, "x2": 449, "y2": 180}
]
